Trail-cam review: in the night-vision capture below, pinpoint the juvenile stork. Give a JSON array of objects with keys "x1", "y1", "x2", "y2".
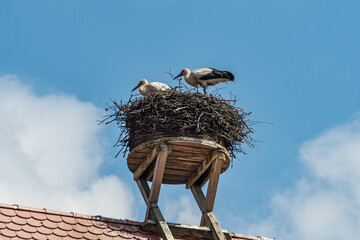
[
  {"x1": 132, "y1": 79, "x2": 172, "y2": 96},
  {"x1": 174, "y1": 68, "x2": 235, "y2": 94}
]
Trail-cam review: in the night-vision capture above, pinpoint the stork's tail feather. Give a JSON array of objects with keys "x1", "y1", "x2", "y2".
[{"x1": 223, "y1": 71, "x2": 235, "y2": 81}]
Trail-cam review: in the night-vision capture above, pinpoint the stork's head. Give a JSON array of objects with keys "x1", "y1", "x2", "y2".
[
  {"x1": 174, "y1": 68, "x2": 190, "y2": 79},
  {"x1": 132, "y1": 79, "x2": 148, "y2": 92}
]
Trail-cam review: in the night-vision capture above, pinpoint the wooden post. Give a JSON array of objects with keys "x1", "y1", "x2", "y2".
[
  {"x1": 150, "y1": 203, "x2": 174, "y2": 240},
  {"x1": 204, "y1": 157, "x2": 223, "y2": 218},
  {"x1": 148, "y1": 144, "x2": 171, "y2": 204},
  {"x1": 135, "y1": 143, "x2": 174, "y2": 240},
  {"x1": 190, "y1": 151, "x2": 228, "y2": 240}
]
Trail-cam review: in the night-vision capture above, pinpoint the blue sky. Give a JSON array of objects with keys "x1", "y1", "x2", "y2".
[{"x1": 1, "y1": 1, "x2": 360, "y2": 239}]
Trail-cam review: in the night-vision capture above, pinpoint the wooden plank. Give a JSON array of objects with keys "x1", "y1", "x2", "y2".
[
  {"x1": 148, "y1": 144, "x2": 171, "y2": 204},
  {"x1": 141, "y1": 219, "x2": 231, "y2": 240},
  {"x1": 131, "y1": 161, "x2": 200, "y2": 176},
  {"x1": 171, "y1": 145, "x2": 213, "y2": 154},
  {"x1": 161, "y1": 175, "x2": 189, "y2": 184},
  {"x1": 149, "y1": 203, "x2": 174, "y2": 240},
  {"x1": 205, "y1": 156, "x2": 223, "y2": 212},
  {"x1": 168, "y1": 156, "x2": 206, "y2": 163},
  {"x1": 146, "y1": 162, "x2": 196, "y2": 181},
  {"x1": 136, "y1": 144, "x2": 212, "y2": 155},
  {"x1": 205, "y1": 211, "x2": 228, "y2": 240},
  {"x1": 133, "y1": 145, "x2": 159, "y2": 180},
  {"x1": 166, "y1": 158, "x2": 200, "y2": 166},
  {"x1": 171, "y1": 151, "x2": 211, "y2": 158},
  {"x1": 165, "y1": 169, "x2": 193, "y2": 177},
  {"x1": 190, "y1": 184, "x2": 208, "y2": 227},
  {"x1": 168, "y1": 140, "x2": 218, "y2": 149},
  {"x1": 130, "y1": 154, "x2": 207, "y2": 165},
  {"x1": 190, "y1": 184, "x2": 206, "y2": 211},
  {"x1": 186, "y1": 151, "x2": 219, "y2": 189},
  {"x1": 128, "y1": 136, "x2": 228, "y2": 159},
  {"x1": 136, "y1": 178, "x2": 150, "y2": 205},
  {"x1": 165, "y1": 162, "x2": 198, "y2": 170}
]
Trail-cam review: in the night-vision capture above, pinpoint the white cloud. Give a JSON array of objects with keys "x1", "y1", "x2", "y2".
[
  {"x1": 164, "y1": 195, "x2": 200, "y2": 225},
  {"x1": 233, "y1": 117, "x2": 360, "y2": 240},
  {"x1": 0, "y1": 74, "x2": 134, "y2": 219}
]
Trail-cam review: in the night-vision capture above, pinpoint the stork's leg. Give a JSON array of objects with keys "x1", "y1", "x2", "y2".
[{"x1": 201, "y1": 82, "x2": 208, "y2": 94}]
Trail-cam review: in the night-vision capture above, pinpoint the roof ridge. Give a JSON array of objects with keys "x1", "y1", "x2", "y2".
[{"x1": 0, "y1": 202, "x2": 140, "y2": 226}]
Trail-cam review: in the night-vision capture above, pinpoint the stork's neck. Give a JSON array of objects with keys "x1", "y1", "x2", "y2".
[{"x1": 183, "y1": 68, "x2": 191, "y2": 80}]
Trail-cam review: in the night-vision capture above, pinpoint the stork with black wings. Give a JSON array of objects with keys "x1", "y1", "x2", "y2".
[{"x1": 174, "y1": 68, "x2": 235, "y2": 94}]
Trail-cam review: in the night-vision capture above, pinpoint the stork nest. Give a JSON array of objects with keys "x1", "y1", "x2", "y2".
[{"x1": 102, "y1": 90, "x2": 255, "y2": 159}]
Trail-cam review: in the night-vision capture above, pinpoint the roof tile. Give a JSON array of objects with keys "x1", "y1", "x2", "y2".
[
  {"x1": 92, "y1": 220, "x2": 108, "y2": 229},
  {"x1": 37, "y1": 225, "x2": 53, "y2": 235},
  {"x1": 16, "y1": 230, "x2": 32, "y2": 239},
  {"x1": 16, "y1": 210, "x2": 32, "y2": 219},
  {"x1": 31, "y1": 212, "x2": 47, "y2": 221},
  {"x1": 26, "y1": 217, "x2": 42, "y2": 227},
  {"x1": 46, "y1": 214, "x2": 62, "y2": 223},
  {"x1": 0, "y1": 228, "x2": 17, "y2": 237},
  {"x1": 46, "y1": 233, "x2": 64, "y2": 240},
  {"x1": 83, "y1": 231, "x2": 100, "y2": 240},
  {"x1": 118, "y1": 231, "x2": 134, "y2": 239},
  {"x1": 61, "y1": 215, "x2": 77, "y2": 225},
  {"x1": 88, "y1": 225, "x2": 104, "y2": 235},
  {"x1": 21, "y1": 224, "x2": 37, "y2": 233},
  {"x1": 68, "y1": 229, "x2": 84, "y2": 239},
  {"x1": 0, "y1": 235, "x2": 12, "y2": 240},
  {"x1": 73, "y1": 224, "x2": 88, "y2": 233},
  {"x1": 0, "y1": 222, "x2": 6, "y2": 230},
  {"x1": 52, "y1": 227, "x2": 69, "y2": 237},
  {"x1": 31, "y1": 232, "x2": 45, "y2": 240},
  {"x1": 104, "y1": 229, "x2": 119, "y2": 238},
  {"x1": 11, "y1": 215, "x2": 27, "y2": 225},
  {"x1": 1, "y1": 208, "x2": 16, "y2": 217},
  {"x1": 57, "y1": 222, "x2": 73, "y2": 231},
  {"x1": 0, "y1": 215, "x2": 11, "y2": 223},
  {"x1": 78, "y1": 218, "x2": 93, "y2": 227},
  {"x1": 6, "y1": 221, "x2": 22, "y2": 231},
  {"x1": 122, "y1": 224, "x2": 139, "y2": 233},
  {"x1": 42, "y1": 219, "x2": 58, "y2": 229}
]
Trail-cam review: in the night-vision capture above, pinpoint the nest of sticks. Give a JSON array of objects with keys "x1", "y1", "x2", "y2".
[{"x1": 102, "y1": 87, "x2": 255, "y2": 160}]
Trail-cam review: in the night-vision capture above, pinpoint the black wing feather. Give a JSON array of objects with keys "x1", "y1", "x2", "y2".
[{"x1": 200, "y1": 68, "x2": 234, "y2": 81}]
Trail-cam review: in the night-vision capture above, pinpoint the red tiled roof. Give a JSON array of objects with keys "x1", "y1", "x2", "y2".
[{"x1": 0, "y1": 203, "x2": 274, "y2": 240}]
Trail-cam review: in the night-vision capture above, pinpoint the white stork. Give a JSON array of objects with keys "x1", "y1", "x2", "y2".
[
  {"x1": 174, "y1": 68, "x2": 235, "y2": 94},
  {"x1": 132, "y1": 79, "x2": 172, "y2": 96}
]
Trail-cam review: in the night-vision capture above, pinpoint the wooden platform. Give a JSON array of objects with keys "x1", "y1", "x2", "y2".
[{"x1": 127, "y1": 137, "x2": 231, "y2": 186}]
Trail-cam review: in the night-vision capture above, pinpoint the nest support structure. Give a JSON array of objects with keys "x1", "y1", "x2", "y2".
[
  {"x1": 129, "y1": 137, "x2": 232, "y2": 240},
  {"x1": 103, "y1": 91, "x2": 255, "y2": 240}
]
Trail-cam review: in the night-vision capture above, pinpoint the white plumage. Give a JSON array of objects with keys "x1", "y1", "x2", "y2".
[
  {"x1": 132, "y1": 79, "x2": 172, "y2": 96},
  {"x1": 174, "y1": 68, "x2": 235, "y2": 94}
]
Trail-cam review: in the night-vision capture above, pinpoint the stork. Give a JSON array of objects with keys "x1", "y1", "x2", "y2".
[
  {"x1": 174, "y1": 68, "x2": 235, "y2": 94},
  {"x1": 132, "y1": 79, "x2": 172, "y2": 96}
]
